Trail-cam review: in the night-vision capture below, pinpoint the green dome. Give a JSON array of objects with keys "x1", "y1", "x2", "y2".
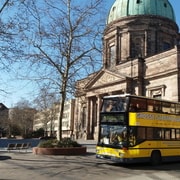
[{"x1": 107, "y1": 0, "x2": 176, "y2": 24}]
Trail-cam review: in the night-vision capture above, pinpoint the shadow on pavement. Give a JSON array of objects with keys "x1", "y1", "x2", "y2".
[
  {"x1": 109, "y1": 161, "x2": 180, "y2": 171},
  {"x1": 0, "y1": 155, "x2": 12, "y2": 161},
  {"x1": 85, "y1": 152, "x2": 96, "y2": 156}
]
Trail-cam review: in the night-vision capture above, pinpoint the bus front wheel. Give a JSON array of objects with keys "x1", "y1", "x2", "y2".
[{"x1": 150, "y1": 150, "x2": 161, "y2": 166}]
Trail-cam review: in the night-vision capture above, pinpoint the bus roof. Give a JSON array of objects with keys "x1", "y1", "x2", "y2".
[{"x1": 103, "y1": 94, "x2": 180, "y2": 104}]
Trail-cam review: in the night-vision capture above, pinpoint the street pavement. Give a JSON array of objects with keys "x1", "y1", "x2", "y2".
[
  {"x1": 0, "y1": 139, "x2": 180, "y2": 180},
  {"x1": 0, "y1": 139, "x2": 98, "y2": 180}
]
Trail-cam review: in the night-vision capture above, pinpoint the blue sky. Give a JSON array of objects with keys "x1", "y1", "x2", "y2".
[
  {"x1": 163, "y1": 0, "x2": 180, "y2": 27},
  {"x1": 0, "y1": 0, "x2": 180, "y2": 108}
]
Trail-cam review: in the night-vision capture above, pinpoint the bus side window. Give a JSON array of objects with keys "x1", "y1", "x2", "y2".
[
  {"x1": 137, "y1": 127, "x2": 146, "y2": 142},
  {"x1": 171, "y1": 129, "x2": 176, "y2": 139},
  {"x1": 129, "y1": 98, "x2": 147, "y2": 112},
  {"x1": 162, "y1": 102, "x2": 171, "y2": 114},
  {"x1": 129, "y1": 104, "x2": 138, "y2": 111},
  {"x1": 176, "y1": 129, "x2": 180, "y2": 139},
  {"x1": 165, "y1": 129, "x2": 170, "y2": 140},
  {"x1": 147, "y1": 128, "x2": 153, "y2": 139},
  {"x1": 160, "y1": 129, "x2": 165, "y2": 139},
  {"x1": 176, "y1": 104, "x2": 180, "y2": 114},
  {"x1": 147, "y1": 100, "x2": 153, "y2": 112},
  {"x1": 129, "y1": 98, "x2": 138, "y2": 112},
  {"x1": 153, "y1": 128, "x2": 161, "y2": 139},
  {"x1": 153, "y1": 106, "x2": 161, "y2": 112}
]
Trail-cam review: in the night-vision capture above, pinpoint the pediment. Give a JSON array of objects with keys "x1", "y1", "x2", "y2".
[{"x1": 85, "y1": 69, "x2": 127, "y2": 89}]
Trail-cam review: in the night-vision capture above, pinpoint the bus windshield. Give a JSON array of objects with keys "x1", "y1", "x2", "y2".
[{"x1": 99, "y1": 125, "x2": 127, "y2": 147}]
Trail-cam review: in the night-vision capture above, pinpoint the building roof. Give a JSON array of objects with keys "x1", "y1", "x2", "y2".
[
  {"x1": 107, "y1": 0, "x2": 176, "y2": 24},
  {"x1": 0, "y1": 103, "x2": 8, "y2": 110}
]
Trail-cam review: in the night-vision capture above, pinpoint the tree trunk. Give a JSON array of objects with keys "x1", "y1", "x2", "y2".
[{"x1": 57, "y1": 83, "x2": 67, "y2": 141}]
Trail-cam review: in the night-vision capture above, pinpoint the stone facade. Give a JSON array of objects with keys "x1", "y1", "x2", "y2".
[{"x1": 74, "y1": 8, "x2": 180, "y2": 140}]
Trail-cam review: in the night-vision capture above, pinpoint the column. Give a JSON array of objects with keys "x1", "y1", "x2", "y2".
[
  {"x1": 74, "y1": 98, "x2": 80, "y2": 139},
  {"x1": 89, "y1": 98, "x2": 94, "y2": 139},
  {"x1": 95, "y1": 95, "x2": 101, "y2": 141},
  {"x1": 86, "y1": 97, "x2": 93, "y2": 139}
]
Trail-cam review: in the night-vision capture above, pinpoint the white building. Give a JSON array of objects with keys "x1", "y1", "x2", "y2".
[{"x1": 33, "y1": 100, "x2": 75, "y2": 138}]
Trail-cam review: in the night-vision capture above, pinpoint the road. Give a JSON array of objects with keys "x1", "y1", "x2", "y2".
[
  {"x1": 0, "y1": 139, "x2": 180, "y2": 180},
  {"x1": 0, "y1": 150, "x2": 180, "y2": 180}
]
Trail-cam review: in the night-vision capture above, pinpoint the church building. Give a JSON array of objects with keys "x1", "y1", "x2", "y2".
[{"x1": 74, "y1": 0, "x2": 180, "y2": 140}]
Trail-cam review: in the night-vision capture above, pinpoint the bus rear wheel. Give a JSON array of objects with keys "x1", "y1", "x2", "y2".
[{"x1": 150, "y1": 150, "x2": 161, "y2": 166}]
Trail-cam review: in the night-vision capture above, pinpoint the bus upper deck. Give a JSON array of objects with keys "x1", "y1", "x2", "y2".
[{"x1": 102, "y1": 94, "x2": 180, "y2": 114}]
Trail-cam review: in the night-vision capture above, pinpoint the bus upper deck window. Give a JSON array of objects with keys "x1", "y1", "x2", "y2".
[
  {"x1": 103, "y1": 100, "x2": 117, "y2": 112},
  {"x1": 103, "y1": 98, "x2": 126, "y2": 112},
  {"x1": 129, "y1": 104, "x2": 138, "y2": 111}
]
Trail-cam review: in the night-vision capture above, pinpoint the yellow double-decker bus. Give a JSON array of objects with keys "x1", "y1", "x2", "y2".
[{"x1": 96, "y1": 94, "x2": 180, "y2": 165}]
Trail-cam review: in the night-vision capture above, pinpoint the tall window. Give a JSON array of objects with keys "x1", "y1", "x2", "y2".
[
  {"x1": 109, "y1": 45, "x2": 116, "y2": 67},
  {"x1": 163, "y1": 42, "x2": 171, "y2": 51},
  {"x1": 130, "y1": 36, "x2": 144, "y2": 58}
]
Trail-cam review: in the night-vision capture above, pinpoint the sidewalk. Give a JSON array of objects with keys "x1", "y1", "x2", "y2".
[
  {"x1": 77, "y1": 139, "x2": 97, "y2": 153},
  {"x1": 0, "y1": 140, "x2": 98, "y2": 180},
  {"x1": 77, "y1": 139, "x2": 97, "y2": 145}
]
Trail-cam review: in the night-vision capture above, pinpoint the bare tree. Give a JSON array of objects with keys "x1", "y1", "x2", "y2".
[
  {"x1": 11, "y1": 0, "x2": 107, "y2": 140},
  {"x1": 0, "y1": 0, "x2": 10, "y2": 14},
  {"x1": 34, "y1": 87, "x2": 58, "y2": 111},
  {"x1": 33, "y1": 87, "x2": 58, "y2": 136},
  {"x1": 10, "y1": 99, "x2": 36, "y2": 138},
  {"x1": 0, "y1": 0, "x2": 25, "y2": 97}
]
